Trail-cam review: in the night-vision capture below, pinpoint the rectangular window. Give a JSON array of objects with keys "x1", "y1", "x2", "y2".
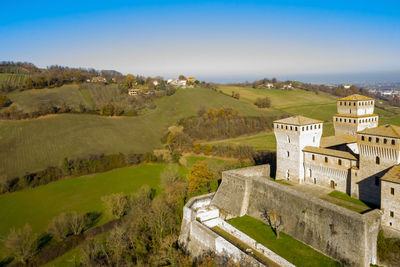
[
  {"x1": 391, "y1": 187, "x2": 395, "y2": 195},
  {"x1": 376, "y1": 138, "x2": 379, "y2": 143},
  {"x1": 390, "y1": 211, "x2": 394, "y2": 218},
  {"x1": 392, "y1": 140, "x2": 396, "y2": 145},
  {"x1": 325, "y1": 157, "x2": 328, "y2": 163},
  {"x1": 338, "y1": 159, "x2": 342, "y2": 166},
  {"x1": 312, "y1": 154, "x2": 315, "y2": 160},
  {"x1": 361, "y1": 136, "x2": 365, "y2": 141}
]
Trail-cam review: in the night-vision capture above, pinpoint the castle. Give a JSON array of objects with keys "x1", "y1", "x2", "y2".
[
  {"x1": 274, "y1": 94, "x2": 400, "y2": 231},
  {"x1": 180, "y1": 94, "x2": 400, "y2": 267}
]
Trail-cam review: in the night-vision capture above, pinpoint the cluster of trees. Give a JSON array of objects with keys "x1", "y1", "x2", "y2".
[
  {"x1": 0, "y1": 153, "x2": 154, "y2": 194},
  {"x1": 178, "y1": 106, "x2": 274, "y2": 140},
  {"x1": 254, "y1": 96, "x2": 271, "y2": 108},
  {"x1": 0, "y1": 62, "x2": 124, "y2": 92}
]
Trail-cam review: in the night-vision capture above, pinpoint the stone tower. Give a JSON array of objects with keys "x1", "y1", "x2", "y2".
[
  {"x1": 274, "y1": 116, "x2": 323, "y2": 183},
  {"x1": 352, "y1": 124, "x2": 400, "y2": 206},
  {"x1": 333, "y1": 94, "x2": 378, "y2": 136}
]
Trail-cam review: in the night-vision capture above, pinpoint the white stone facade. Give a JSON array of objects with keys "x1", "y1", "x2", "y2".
[{"x1": 274, "y1": 121, "x2": 322, "y2": 183}]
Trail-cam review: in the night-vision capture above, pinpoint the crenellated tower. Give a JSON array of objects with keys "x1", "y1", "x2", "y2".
[
  {"x1": 274, "y1": 116, "x2": 323, "y2": 183},
  {"x1": 333, "y1": 94, "x2": 378, "y2": 136}
]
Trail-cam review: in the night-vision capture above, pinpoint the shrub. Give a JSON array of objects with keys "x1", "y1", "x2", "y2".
[
  {"x1": 254, "y1": 97, "x2": 271, "y2": 108},
  {"x1": 0, "y1": 94, "x2": 12, "y2": 107},
  {"x1": 102, "y1": 193, "x2": 131, "y2": 219},
  {"x1": 48, "y1": 213, "x2": 70, "y2": 241}
]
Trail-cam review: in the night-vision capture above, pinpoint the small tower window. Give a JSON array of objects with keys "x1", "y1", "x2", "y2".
[
  {"x1": 376, "y1": 157, "x2": 380, "y2": 165},
  {"x1": 287, "y1": 136, "x2": 290, "y2": 143},
  {"x1": 354, "y1": 102, "x2": 356, "y2": 106},
  {"x1": 392, "y1": 140, "x2": 396, "y2": 145},
  {"x1": 312, "y1": 154, "x2": 315, "y2": 160},
  {"x1": 287, "y1": 151, "x2": 290, "y2": 158},
  {"x1": 295, "y1": 127, "x2": 298, "y2": 131},
  {"x1": 361, "y1": 136, "x2": 365, "y2": 141},
  {"x1": 338, "y1": 159, "x2": 342, "y2": 166},
  {"x1": 384, "y1": 139, "x2": 387, "y2": 144},
  {"x1": 313, "y1": 136, "x2": 315, "y2": 143},
  {"x1": 325, "y1": 157, "x2": 328, "y2": 163},
  {"x1": 368, "y1": 137, "x2": 372, "y2": 142},
  {"x1": 390, "y1": 211, "x2": 394, "y2": 218},
  {"x1": 340, "y1": 102, "x2": 342, "y2": 106},
  {"x1": 391, "y1": 187, "x2": 395, "y2": 195},
  {"x1": 376, "y1": 138, "x2": 379, "y2": 143}
]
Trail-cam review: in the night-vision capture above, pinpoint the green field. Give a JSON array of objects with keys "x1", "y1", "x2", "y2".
[
  {"x1": 203, "y1": 132, "x2": 277, "y2": 151},
  {"x1": 228, "y1": 215, "x2": 341, "y2": 267},
  {"x1": 0, "y1": 87, "x2": 265, "y2": 179},
  {"x1": 6, "y1": 84, "x2": 91, "y2": 113},
  {"x1": 0, "y1": 163, "x2": 169, "y2": 258}
]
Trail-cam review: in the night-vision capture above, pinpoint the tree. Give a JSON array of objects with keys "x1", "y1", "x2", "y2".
[
  {"x1": 69, "y1": 212, "x2": 87, "y2": 235},
  {"x1": 188, "y1": 161, "x2": 213, "y2": 193},
  {"x1": 260, "y1": 206, "x2": 282, "y2": 239},
  {"x1": 102, "y1": 193, "x2": 131, "y2": 219},
  {"x1": 123, "y1": 74, "x2": 136, "y2": 89},
  {"x1": 5, "y1": 224, "x2": 37, "y2": 264},
  {"x1": 48, "y1": 213, "x2": 70, "y2": 241},
  {"x1": 178, "y1": 75, "x2": 186, "y2": 80},
  {"x1": 254, "y1": 97, "x2": 271, "y2": 108}
]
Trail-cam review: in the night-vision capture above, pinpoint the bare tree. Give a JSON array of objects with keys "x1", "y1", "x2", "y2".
[
  {"x1": 5, "y1": 224, "x2": 37, "y2": 264},
  {"x1": 48, "y1": 213, "x2": 70, "y2": 241},
  {"x1": 68, "y1": 212, "x2": 87, "y2": 235},
  {"x1": 101, "y1": 193, "x2": 130, "y2": 219},
  {"x1": 260, "y1": 206, "x2": 282, "y2": 239}
]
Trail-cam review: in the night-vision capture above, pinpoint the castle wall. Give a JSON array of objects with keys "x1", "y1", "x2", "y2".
[
  {"x1": 333, "y1": 115, "x2": 378, "y2": 136},
  {"x1": 212, "y1": 167, "x2": 382, "y2": 267},
  {"x1": 337, "y1": 100, "x2": 374, "y2": 116},
  {"x1": 354, "y1": 135, "x2": 400, "y2": 206},
  {"x1": 381, "y1": 181, "x2": 400, "y2": 232}
]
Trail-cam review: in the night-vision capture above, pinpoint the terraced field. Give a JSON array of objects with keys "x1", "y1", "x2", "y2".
[{"x1": 0, "y1": 73, "x2": 28, "y2": 91}]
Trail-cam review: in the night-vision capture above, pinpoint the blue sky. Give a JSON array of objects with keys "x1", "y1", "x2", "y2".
[{"x1": 1, "y1": 0, "x2": 400, "y2": 81}]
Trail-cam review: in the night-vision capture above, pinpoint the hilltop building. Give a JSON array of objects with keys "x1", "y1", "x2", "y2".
[{"x1": 274, "y1": 94, "x2": 400, "y2": 231}]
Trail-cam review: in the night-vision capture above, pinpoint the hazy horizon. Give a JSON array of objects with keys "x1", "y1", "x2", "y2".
[{"x1": 1, "y1": 0, "x2": 400, "y2": 83}]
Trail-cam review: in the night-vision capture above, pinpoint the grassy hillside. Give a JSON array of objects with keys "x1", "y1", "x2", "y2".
[
  {"x1": 0, "y1": 87, "x2": 265, "y2": 178},
  {"x1": 6, "y1": 84, "x2": 91, "y2": 113}
]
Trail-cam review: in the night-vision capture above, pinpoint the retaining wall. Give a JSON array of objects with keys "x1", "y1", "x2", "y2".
[{"x1": 212, "y1": 165, "x2": 382, "y2": 267}]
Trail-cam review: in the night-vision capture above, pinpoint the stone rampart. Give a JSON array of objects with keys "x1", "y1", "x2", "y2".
[{"x1": 212, "y1": 165, "x2": 382, "y2": 267}]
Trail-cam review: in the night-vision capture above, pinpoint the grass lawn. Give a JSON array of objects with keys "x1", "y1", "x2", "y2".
[
  {"x1": 203, "y1": 132, "x2": 276, "y2": 151},
  {"x1": 211, "y1": 226, "x2": 279, "y2": 267},
  {"x1": 79, "y1": 88, "x2": 94, "y2": 109},
  {"x1": 0, "y1": 87, "x2": 266, "y2": 179},
  {"x1": 322, "y1": 190, "x2": 372, "y2": 213},
  {"x1": 0, "y1": 163, "x2": 172, "y2": 258},
  {"x1": 0, "y1": 73, "x2": 28, "y2": 91},
  {"x1": 228, "y1": 215, "x2": 341, "y2": 267}
]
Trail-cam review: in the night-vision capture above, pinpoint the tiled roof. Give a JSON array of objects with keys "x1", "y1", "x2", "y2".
[
  {"x1": 274, "y1": 115, "x2": 322, "y2": 126},
  {"x1": 381, "y1": 165, "x2": 400, "y2": 184},
  {"x1": 303, "y1": 146, "x2": 358, "y2": 160},
  {"x1": 320, "y1": 134, "x2": 357, "y2": 148},
  {"x1": 338, "y1": 94, "x2": 374, "y2": 101},
  {"x1": 358, "y1": 124, "x2": 400, "y2": 138}
]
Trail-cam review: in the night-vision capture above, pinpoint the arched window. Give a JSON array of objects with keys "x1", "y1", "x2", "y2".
[{"x1": 376, "y1": 156, "x2": 380, "y2": 165}]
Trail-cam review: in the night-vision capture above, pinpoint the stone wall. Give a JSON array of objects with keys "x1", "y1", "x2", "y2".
[
  {"x1": 381, "y1": 180, "x2": 400, "y2": 232},
  {"x1": 212, "y1": 166, "x2": 382, "y2": 267}
]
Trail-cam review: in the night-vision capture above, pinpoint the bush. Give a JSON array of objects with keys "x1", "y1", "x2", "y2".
[
  {"x1": 254, "y1": 97, "x2": 271, "y2": 108},
  {"x1": 0, "y1": 94, "x2": 12, "y2": 107},
  {"x1": 101, "y1": 193, "x2": 131, "y2": 219}
]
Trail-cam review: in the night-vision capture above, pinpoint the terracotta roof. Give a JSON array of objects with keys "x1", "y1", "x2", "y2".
[
  {"x1": 358, "y1": 124, "x2": 400, "y2": 138},
  {"x1": 338, "y1": 94, "x2": 374, "y2": 101},
  {"x1": 381, "y1": 165, "x2": 400, "y2": 184},
  {"x1": 333, "y1": 114, "x2": 378, "y2": 118},
  {"x1": 320, "y1": 134, "x2": 357, "y2": 148},
  {"x1": 303, "y1": 146, "x2": 357, "y2": 160},
  {"x1": 274, "y1": 115, "x2": 322, "y2": 126}
]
